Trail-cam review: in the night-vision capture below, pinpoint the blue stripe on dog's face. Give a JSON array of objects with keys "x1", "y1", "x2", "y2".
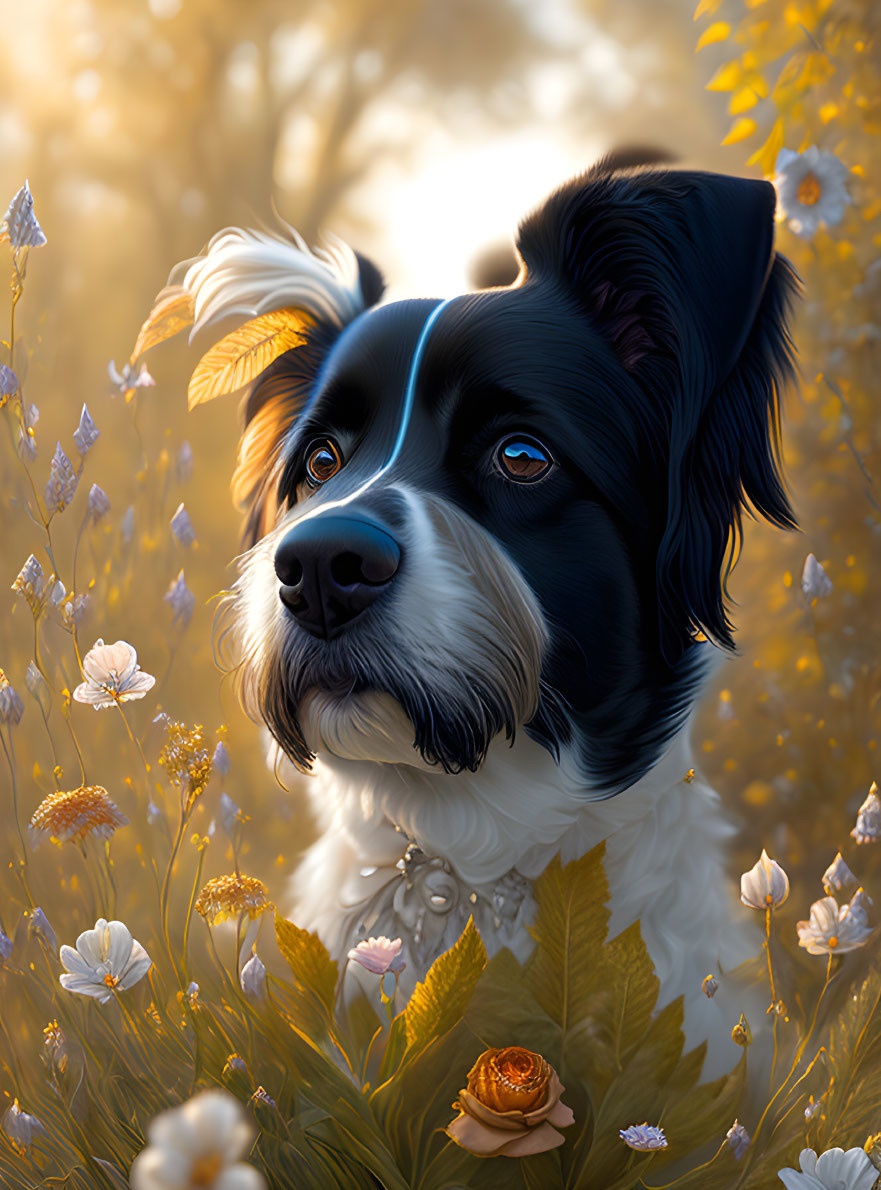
[
  {"x1": 234, "y1": 165, "x2": 796, "y2": 795},
  {"x1": 264, "y1": 285, "x2": 692, "y2": 792}
]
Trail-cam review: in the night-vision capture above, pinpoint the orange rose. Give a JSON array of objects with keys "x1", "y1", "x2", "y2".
[{"x1": 445, "y1": 1046, "x2": 575, "y2": 1158}]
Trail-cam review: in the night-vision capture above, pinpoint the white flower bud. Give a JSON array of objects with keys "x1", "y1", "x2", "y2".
[
  {"x1": 801, "y1": 553, "x2": 833, "y2": 601},
  {"x1": 740, "y1": 849, "x2": 790, "y2": 910},
  {"x1": 240, "y1": 952, "x2": 266, "y2": 1002}
]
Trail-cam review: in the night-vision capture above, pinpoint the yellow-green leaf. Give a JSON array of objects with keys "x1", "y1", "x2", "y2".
[
  {"x1": 696, "y1": 20, "x2": 731, "y2": 49},
  {"x1": 403, "y1": 917, "x2": 487, "y2": 1053},
  {"x1": 729, "y1": 86, "x2": 760, "y2": 114},
  {"x1": 275, "y1": 913, "x2": 338, "y2": 1024},
  {"x1": 130, "y1": 285, "x2": 194, "y2": 363},
  {"x1": 721, "y1": 116, "x2": 758, "y2": 145},
  {"x1": 747, "y1": 116, "x2": 785, "y2": 175},
  {"x1": 465, "y1": 947, "x2": 561, "y2": 1060},
  {"x1": 525, "y1": 843, "x2": 610, "y2": 1051},
  {"x1": 693, "y1": 0, "x2": 722, "y2": 19},
  {"x1": 187, "y1": 308, "x2": 310, "y2": 409},
  {"x1": 706, "y1": 60, "x2": 742, "y2": 91}
]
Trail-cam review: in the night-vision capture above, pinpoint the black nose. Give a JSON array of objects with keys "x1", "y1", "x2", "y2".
[{"x1": 274, "y1": 513, "x2": 402, "y2": 639}]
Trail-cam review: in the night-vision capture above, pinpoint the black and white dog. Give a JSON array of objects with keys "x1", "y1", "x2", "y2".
[{"x1": 184, "y1": 158, "x2": 798, "y2": 1071}]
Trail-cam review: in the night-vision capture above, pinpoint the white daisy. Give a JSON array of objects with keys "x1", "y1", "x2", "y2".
[
  {"x1": 777, "y1": 1146, "x2": 876, "y2": 1189},
  {"x1": 59, "y1": 918, "x2": 151, "y2": 1003},
  {"x1": 129, "y1": 1089, "x2": 264, "y2": 1190},
  {"x1": 797, "y1": 893, "x2": 873, "y2": 955},
  {"x1": 774, "y1": 147, "x2": 851, "y2": 239},
  {"x1": 73, "y1": 638, "x2": 156, "y2": 709}
]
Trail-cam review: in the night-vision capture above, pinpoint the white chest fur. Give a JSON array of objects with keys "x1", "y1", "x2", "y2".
[{"x1": 285, "y1": 719, "x2": 761, "y2": 1076}]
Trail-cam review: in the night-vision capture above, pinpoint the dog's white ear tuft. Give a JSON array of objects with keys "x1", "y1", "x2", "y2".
[{"x1": 174, "y1": 225, "x2": 374, "y2": 339}]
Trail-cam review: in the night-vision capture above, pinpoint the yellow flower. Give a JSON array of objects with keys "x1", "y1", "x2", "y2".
[
  {"x1": 29, "y1": 785, "x2": 128, "y2": 845},
  {"x1": 445, "y1": 1046, "x2": 575, "y2": 1158},
  {"x1": 195, "y1": 874, "x2": 273, "y2": 926},
  {"x1": 158, "y1": 718, "x2": 213, "y2": 811}
]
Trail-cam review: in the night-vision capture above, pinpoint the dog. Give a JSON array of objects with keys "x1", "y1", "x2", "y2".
[{"x1": 180, "y1": 156, "x2": 799, "y2": 1074}]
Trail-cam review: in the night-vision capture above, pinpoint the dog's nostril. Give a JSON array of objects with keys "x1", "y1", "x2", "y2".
[
  {"x1": 330, "y1": 551, "x2": 366, "y2": 588},
  {"x1": 284, "y1": 559, "x2": 303, "y2": 587}
]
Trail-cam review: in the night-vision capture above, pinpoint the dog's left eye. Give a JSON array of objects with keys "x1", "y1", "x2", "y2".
[
  {"x1": 495, "y1": 434, "x2": 554, "y2": 483},
  {"x1": 305, "y1": 439, "x2": 343, "y2": 486}
]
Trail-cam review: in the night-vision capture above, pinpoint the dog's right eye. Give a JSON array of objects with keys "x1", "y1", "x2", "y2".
[{"x1": 305, "y1": 439, "x2": 343, "y2": 487}]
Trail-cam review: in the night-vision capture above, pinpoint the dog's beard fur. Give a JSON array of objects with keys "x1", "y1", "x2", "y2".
[{"x1": 225, "y1": 487, "x2": 551, "y2": 775}]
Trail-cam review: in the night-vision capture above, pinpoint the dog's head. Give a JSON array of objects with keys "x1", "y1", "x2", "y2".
[{"x1": 187, "y1": 160, "x2": 798, "y2": 795}]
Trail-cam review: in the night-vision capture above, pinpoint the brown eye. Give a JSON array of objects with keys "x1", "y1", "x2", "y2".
[
  {"x1": 496, "y1": 435, "x2": 554, "y2": 483},
  {"x1": 305, "y1": 439, "x2": 342, "y2": 485}
]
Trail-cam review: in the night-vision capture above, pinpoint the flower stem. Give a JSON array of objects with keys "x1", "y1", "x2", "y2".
[
  {"x1": 1, "y1": 728, "x2": 31, "y2": 899},
  {"x1": 159, "y1": 814, "x2": 188, "y2": 987},
  {"x1": 181, "y1": 845, "x2": 206, "y2": 980},
  {"x1": 739, "y1": 956, "x2": 837, "y2": 1184},
  {"x1": 765, "y1": 906, "x2": 780, "y2": 1091},
  {"x1": 116, "y1": 702, "x2": 153, "y2": 799}
]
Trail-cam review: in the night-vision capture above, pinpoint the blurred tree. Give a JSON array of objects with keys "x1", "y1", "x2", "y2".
[
  {"x1": 0, "y1": 0, "x2": 550, "y2": 370},
  {"x1": 566, "y1": 0, "x2": 739, "y2": 170}
]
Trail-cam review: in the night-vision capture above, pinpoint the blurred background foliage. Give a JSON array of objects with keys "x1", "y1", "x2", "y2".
[
  {"x1": 0, "y1": 0, "x2": 879, "y2": 1181},
  {"x1": 0, "y1": 0, "x2": 765, "y2": 941}
]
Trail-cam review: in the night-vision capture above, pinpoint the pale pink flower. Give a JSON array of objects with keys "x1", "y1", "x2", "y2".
[{"x1": 347, "y1": 935, "x2": 405, "y2": 975}]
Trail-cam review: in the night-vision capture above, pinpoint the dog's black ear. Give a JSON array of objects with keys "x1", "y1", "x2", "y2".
[{"x1": 517, "y1": 166, "x2": 799, "y2": 660}]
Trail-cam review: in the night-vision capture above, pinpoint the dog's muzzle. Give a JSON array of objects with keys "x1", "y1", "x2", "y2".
[{"x1": 274, "y1": 512, "x2": 402, "y2": 640}]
